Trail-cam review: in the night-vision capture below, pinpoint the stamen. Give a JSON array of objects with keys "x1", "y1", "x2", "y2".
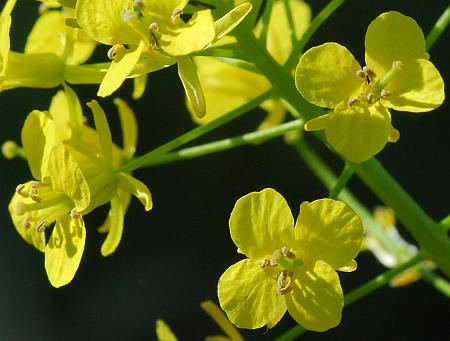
[
  {"x1": 15, "y1": 184, "x2": 27, "y2": 197},
  {"x1": 149, "y1": 22, "x2": 160, "y2": 32},
  {"x1": 366, "y1": 93, "x2": 376, "y2": 104},
  {"x1": 392, "y1": 60, "x2": 404, "y2": 71},
  {"x1": 277, "y1": 271, "x2": 293, "y2": 295},
  {"x1": 133, "y1": 0, "x2": 145, "y2": 9},
  {"x1": 35, "y1": 219, "x2": 47, "y2": 233},
  {"x1": 348, "y1": 97, "x2": 359, "y2": 107},
  {"x1": 260, "y1": 259, "x2": 271, "y2": 269},
  {"x1": 171, "y1": 8, "x2": 183, "y2": 24},
  {"x1": 15, "y1": 201, "x2": 26, "y2": 216},
  {"x1": 70, "y1": 209, "x2": 80, "y2": 219},
  {"x1": 356, "y1": 70, "x2": 366, "y2": 79},
  {"x1": 22, "y1": 214, "x2": 32, "y2": 229},
  {"x1": 363, "y1": 65, "x2": 376, "y2": 79},
  {"x1": 121, "y1": 9, "x2": 138, "y2": 23},
  {"x1": 29, "y1": 188, "x2": 41, "y2": 202},
  {"x1": 381, "y1": 89, "x2": 391, "y2": 98},
  {"x1": 107, "y1": 44, "x2": 127, "y2": 60}
]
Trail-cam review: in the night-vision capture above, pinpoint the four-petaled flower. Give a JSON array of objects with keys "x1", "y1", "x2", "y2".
[
  {"x1": 218, "y1": 188, "x2": 363, "y2": 331},
  {"x1": 295, "y1": 11, "x2": 445, "y2": 163}
]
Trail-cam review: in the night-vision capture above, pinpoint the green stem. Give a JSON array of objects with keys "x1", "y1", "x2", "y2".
[
  {"x1": 275, "y1": 253, "x2": 425, "y2": 341},
  {"x1": 440, "y1": 213, "x2": 450, "y2": 232},
  {"x1": 426, "y1": 4, "x2": 450, "y2": 50},
  {"x1": 282, "y1": 0, "x2": 297, "y2": 48},
  {"x1": 419, "y1": 268, "x2": 450, "y2": 298},
  {"x1": 293, "y1": 138, "x2": 401, "y2": 260},
  {"x1": 259, "y1": 0, "x2": 275, "y2": 47},
  {"x1": 329, "y1": 163, "x2": 354, "y2": 199},
  {"x1": 118, "y1": 90, "x2": 272, "y2": 173},
  {"x1": 140, "y1": 119, "x2": 304, "y2": 167},
  {"x1": 285, "y1": 0, "x2": 347, "y2": 71}
]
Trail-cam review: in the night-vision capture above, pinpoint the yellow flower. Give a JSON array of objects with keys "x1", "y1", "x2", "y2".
[
  {"x1": 218, "y1": 188, "x2": 363, "y2": 331},
  {"x1": 0, "y1": 2, "x2": 101, "y2": 93},
  {"x1": 9, "y1": 89, "x2": 152, "y2": 287},
  {"x1": 75, "y1": 0, "x2": 252, "y2": 117},
  {"x1": 295, "y1": 11, "x2": 445, "y2": 163},
  {"x1": 193, "y1": 0, "x2": 311, "y2": 128}
]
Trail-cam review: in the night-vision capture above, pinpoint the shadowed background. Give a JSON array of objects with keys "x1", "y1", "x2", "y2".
[{"x1": 0, "y1": 0, "x2": 449, "y2": 340}]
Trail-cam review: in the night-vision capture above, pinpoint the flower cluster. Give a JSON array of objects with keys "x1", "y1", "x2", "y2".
[{"x1": 9, "y1": 89, "x2": 152, "y2": 287}]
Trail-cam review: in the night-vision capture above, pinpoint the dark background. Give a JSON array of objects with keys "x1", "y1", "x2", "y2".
[{"x1": 0, "y1": 0, "x2": 449, "y2": 340}]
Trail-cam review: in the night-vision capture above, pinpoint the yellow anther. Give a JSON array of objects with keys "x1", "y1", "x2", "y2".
[
  {"x1": 171, "y1": 8, "x2": 183, "y2": 24},
  {"x1": 277, "y1": 271, "x2": 293, "y2": 295},
  {"x1": 35, "y1": 220, "x2": 47, "y2": 233},
  {"x1": 15, "y1": 184, "x2": 26, "y2": 197},
  {"x1": 107, "y1": 44, "x2": 127, "y2": 60}
]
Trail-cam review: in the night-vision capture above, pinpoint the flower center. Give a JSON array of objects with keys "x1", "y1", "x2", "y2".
[
  {"x1": 261, "y1": 246, "x2": 303, "y2": 296},
  {"x1": 349, "y1": 61, "x2": 404, "y2": 107},
  {"x1": 14, "y1": 181, "x2": 74, "y2": 232}
]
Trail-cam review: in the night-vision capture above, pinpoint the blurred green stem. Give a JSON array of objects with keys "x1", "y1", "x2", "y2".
[
  {"x1": 425, "y1": 4, "x2": 450, "y2": 50},
  {"x1": 140, "y1": 118, "x2": 304, "y2": 167},
  {"x1": 275, "y1": 252, "x2": 425, "y2": 341},
  {"x1": 328, "y1": 163, "x2": 354, "y2": 199}
]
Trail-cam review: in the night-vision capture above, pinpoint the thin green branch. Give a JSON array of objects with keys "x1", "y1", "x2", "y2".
[
  {"x1": 282, "y1": 0, "x2": 297, "y2": 48},
  {"x1": 329, "y1": 163, "x2": 354, "y2": 199},
  {"x1": 419, "y1": 268, "x2": 450, "y2": 298},
  {"x1": 275, "y1": 253, "x2": 425, "y2": 341},
  {"x1": 141, "y1": 119, "x2": 304, "y2": 167},
  {"x1": 426, "y1": 4, "x2": 450, "y2": 50},
  {"x1": 118, "y1": 90, "x2": 273, "y2": 173},
  {"x1": 440, "y1": 213, "x2": 450, "y2": 232},
  {"x1": 285, "y1": 0, "x2": 346, "y2": 70},
  {"x1": 259, "y1": 0, "x2": 275, "y2": 47}
]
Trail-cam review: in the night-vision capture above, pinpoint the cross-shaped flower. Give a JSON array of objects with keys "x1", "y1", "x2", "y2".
[
  {"x1": 218, "y1": 188, "x2": 363, "y2": 331},
  {"x1": 295, "y1": 11, "x2": 444, "y2": 163}
]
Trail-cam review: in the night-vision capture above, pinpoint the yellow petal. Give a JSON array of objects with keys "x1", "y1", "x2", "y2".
[
  {"x1": 76, "y1": 0, "x2": 141, "y2": 45},
  {"x1": 266, "y1": 0, "x2": 311, "y2": 64},
  {"x1": 383, "y1": 59, "x2": 445, "y2": 112},
  {"x1": 295, "y1": 43, "x2": 362, "y2": 108},
  {"x1": 117, "y1": 172, "x2": 153, "y2": 211},
  {"x1": 285, "y1": 261, "x2": 343, "y2": 332},
  {"x1": 25, "y1": 11, "x2": 66, "y2": 57},
  {"x1": 365, "y1": 11, "x2": 426, "y2": 75},
  {"x1": 132, "y1": 74, "x2": 147, "y2": 100},
  {"x1": 178, "y1": 57, "x2": 206, "y2": 118},
  {"x1": 45, "y1": 215, "x2": 86, "y2": 287},
  {"x1": 98, "y1": 40, "x2": 146, "y2": 97},
  {"x1": 114, "y1": 98, "x2": 138, "y2": 159},
  {"x1": 192, "y1": 57, "x2": 270, "y2": 124},
  {"x1": 21, "y1": 110, "x2": 55, "y2": 180},
  {"x1": 337, "y1": 259, "x2": 358, "y2": 272},
  {"x1": 49, "y1": 85, "x2": 84, "y2": 142},
  {"x1": 218, "y1": 259, "x2": 286, "y2": 329},
  {"x1": 229, "y1": 188, "x2": 294, "y2": 259},
  {"x1": 304, "y1": 113, "x2": 330, "y2": 131},
  {"x1": 100, "y1": 191, "x2": 130, "y2": 256},
  {"x1": 86, "y1": 100, "x2": 113, "y2": 164},
  {"x1": 200, "y1": 301, "x2": 244, "y2": 341},
  {"x1": 295, "y1": 198, "x2": 363, "y2": 269},
  {"x1": 1, "y1": 0, "x2": 17, "y2": 16},
  {"x1": 47, "y1": 143, "x2": 91, "y2": 212},
  {"x1": 158, "y1": 10, "x2": 215, "y2": 56},
  {"x1": 326, "y1": 102, "x2": 394, "y2": 163},
  {"x1": 213, "y1": 2, "x2": 252, "y2": 43},
  {"x1": 155, "y1": 319, "x2": 179, "y2": 341}
]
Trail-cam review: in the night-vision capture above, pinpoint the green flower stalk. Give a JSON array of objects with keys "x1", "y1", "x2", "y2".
[
  {"x1": 192, "y1": 0, "x2": 311, "y2": 129},
  {"x1": 75, "y1": 0, "x2": 252, "y2": 117},
  {"x1": 8, "y1": 90, "x2": 152, "y2": 287},
  {"x1": 218, "y1": 188, "x2": 363, "y2": 331},
  {"x1": 295, "y1": 11, "x2": 445, "y2": 163}
]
